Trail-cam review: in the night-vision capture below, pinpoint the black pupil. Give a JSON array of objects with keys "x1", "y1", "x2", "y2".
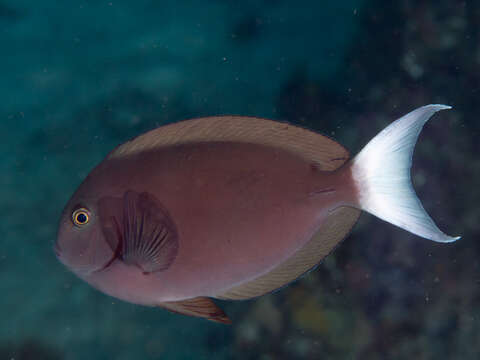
[{"x1": 76, "y1": 213, "x2": 87, "y2": 224}]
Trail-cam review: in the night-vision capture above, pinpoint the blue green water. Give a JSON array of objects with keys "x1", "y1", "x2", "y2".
[{"x1": 1, "y1": 1, "x2": 478, "y2": 359}]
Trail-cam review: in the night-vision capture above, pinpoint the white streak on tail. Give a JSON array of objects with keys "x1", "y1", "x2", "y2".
[{"x1": 351, "y1": 104, "x2": 460, "y2": 243}]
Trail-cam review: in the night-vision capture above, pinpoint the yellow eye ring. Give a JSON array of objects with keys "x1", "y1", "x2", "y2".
[{"x1": 72, "y1": 208, "x2": 90, "y2": 226}]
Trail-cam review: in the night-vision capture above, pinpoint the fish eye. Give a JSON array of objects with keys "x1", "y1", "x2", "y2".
[{"x1": 72, "y1": 208, "x2": 90, "y2": 227}]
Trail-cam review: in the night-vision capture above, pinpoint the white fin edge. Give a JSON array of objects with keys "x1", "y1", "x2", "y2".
[{"x1": 351, "y1": 104, "x2": 460, "y2": 243}]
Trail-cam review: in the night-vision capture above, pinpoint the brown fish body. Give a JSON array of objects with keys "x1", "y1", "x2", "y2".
[
  {"x1": 56, "y1": 106, "x2": 459, "y2": 323},
  {"x1": 77, "y1": 141, "x2": 355, "y2": 304}
]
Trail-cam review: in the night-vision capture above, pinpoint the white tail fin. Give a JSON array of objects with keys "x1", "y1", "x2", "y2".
[{"x1": 351, "y1": 104, "x2": 460, "y2": 243}]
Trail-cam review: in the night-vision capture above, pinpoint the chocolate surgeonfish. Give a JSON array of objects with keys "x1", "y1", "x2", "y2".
[{"x1": 55, "y1": 105, "x2": 460, "y2": 323}]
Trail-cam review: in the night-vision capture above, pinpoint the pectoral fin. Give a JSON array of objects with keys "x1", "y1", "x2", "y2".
[
  {"x1": 121, "y1": 190, "x2": 179, "y2": 273},
  {"x1": 99, "y1": 190, "x2": 179, "y2": 274},
  {"x1": 158, "y1": 297, "x2": 231, "y2": 324}
]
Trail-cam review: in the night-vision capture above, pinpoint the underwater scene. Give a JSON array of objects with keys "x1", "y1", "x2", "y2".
[{"x1": 1, "y1": 0, "x2": 478, "y2": 359}]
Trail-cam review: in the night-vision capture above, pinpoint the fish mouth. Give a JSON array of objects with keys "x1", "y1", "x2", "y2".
[
  {"x1": 53, "y1": 243, "x2": 62, "y2": 258},
  {"x1": 53, "y1": 244, "x2": 107, "y2": 276}
]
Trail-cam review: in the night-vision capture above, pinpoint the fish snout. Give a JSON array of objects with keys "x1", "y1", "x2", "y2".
[{"x1": 53, "y1": 242, "x2": 62, "y2": 258}]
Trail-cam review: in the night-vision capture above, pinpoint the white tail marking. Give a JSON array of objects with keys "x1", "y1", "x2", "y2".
[{"x1": 351, "y1": 104, "x2": 460, "y2": 243}]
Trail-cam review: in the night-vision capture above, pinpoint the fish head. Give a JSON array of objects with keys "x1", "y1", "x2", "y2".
[{"x1": 55, "y1": 191, "x2": 121, "y2": 277}]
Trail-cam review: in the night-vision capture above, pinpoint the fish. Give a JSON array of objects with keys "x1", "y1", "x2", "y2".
[{"x1": 55, "y1": 104, "x2": 460, "y2": 324}]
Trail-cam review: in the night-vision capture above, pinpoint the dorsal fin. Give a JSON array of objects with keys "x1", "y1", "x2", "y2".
[{"x1": 108, "y1": 116, "x2": 348, "y2": 171}]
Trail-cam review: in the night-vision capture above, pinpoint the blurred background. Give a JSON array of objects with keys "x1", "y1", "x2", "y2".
[{"x1": 0, "y1": 0, "x2": 477, "y2": 359}]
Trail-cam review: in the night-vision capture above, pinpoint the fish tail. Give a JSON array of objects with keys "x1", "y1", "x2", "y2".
[{"x1": 350, "y1": 104, "x2": 460, "y2": 243}]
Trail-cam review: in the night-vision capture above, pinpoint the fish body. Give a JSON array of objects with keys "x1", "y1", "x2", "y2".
[
  {"x1": 67, "y1": 141, "x2": 353, "y2": 303},
  {"x1": 55, "y1": 105, "x2": 459, "y2": 323}
]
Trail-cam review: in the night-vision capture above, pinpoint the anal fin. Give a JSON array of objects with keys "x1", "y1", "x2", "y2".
[{"x1": 158, "y1": 297, "x2": 231, "y2": 324}]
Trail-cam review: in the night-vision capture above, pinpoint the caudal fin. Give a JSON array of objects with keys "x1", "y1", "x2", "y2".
[{"x1": 351, "y1": 104, "x2": 460, "y2": 243}]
